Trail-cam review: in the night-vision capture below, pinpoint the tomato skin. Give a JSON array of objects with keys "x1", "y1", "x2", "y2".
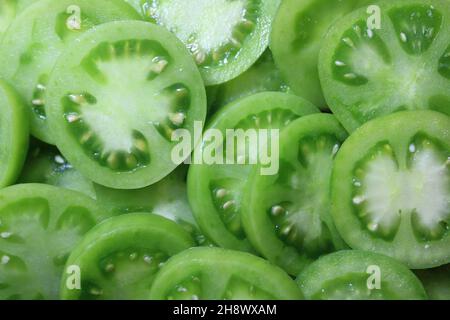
[
  {"x1": 297, "y1": 250, "x2": 428, "y2": 300},
  {"x1": 60, "y1": 213, "x2": 195, "y2": 300},
  {"x1": 0, "y1": 79, "x2": 29, "y2": 188},
  {"x1": 331, "y1": 111, "x2": 450, "y2": 269},
  {"x1": 149, "y1": 247, "x2": 304, "y2": 300}
]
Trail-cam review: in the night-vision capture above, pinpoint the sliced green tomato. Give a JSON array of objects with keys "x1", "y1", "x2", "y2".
[
  {"x1": 18, "y1": 143, "x2": 210, "y2": 246},
  {"x1": 242, "y1": 114, "x2": 348, "y2": 275},
  {"x1": 332, "y1": 111, "x2": 450, "y2": 269},
  {"x1": 211, "y1": 50, "x2": 291, "y2": 113},
  {"x1": 60, "y1": 213, "x2": 194, "y2": 300},
  {"x1": 270, "y1": 0, "x2": 370, "y2": 108},
  {"x1": 187, "y1": 92, "x2": 319, "y2": 252},
  {"x1": 319, "y1": 0, "x2": 450, "y2": 132},
  {"x1": 0, "y1": 80, "x2": 29, "y2": 188},
  {"x1": 0, "y1": 0, "x2": 140, "y2": 144},
  {"x1": 297, "y1": 250, "x2": 427, "y2": 300},
  {"x1": 144, "y1": 0, "x2": 280, "y2": 85},
  {"x1": 149, "y1": 247, "x2": 303, "y2": 300},
  {"x1": 46, "y1": 21, "x2": 206, "y2": 189},
  {"x1": 0, "y1": 0, "x2": 35, "y2": 35},
  {"x1": 0, "y1": 184, "x2": 111, "y2": 300},
  {"x1": 415, "y1": 264, "x2": 450, "y2": 300}
]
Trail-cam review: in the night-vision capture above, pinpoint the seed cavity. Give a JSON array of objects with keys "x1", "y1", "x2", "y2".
[{"x1": 31, "y1": 74, "x2": 49, "y2": 119}]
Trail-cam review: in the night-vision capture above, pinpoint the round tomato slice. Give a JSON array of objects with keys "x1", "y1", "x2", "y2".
[
  {"x1": 0, "y1": 80, "x2": 29, "y2": 188},
  {"x1": 242, "y1": 114, "x2": 348, "y2": 275},
  {"x1": 211, "y1": 50, "x2": 291, "y2": 113},
  {"x1": 187, "y1": 92, "x2": 319, "y2": 252},
  {"x1": 144, "y1": 0, "x2": 280, "y2": 85},
  {"x1": 332, "y1": 111, "x2": 450, "y2": 269},
  {"x1": 270, "y1": 0, "x2": 371, "y2": 108},
  {"x1": 0, "y1": 0, "x2": 140, "y2": 144},
  {"x1": 149, "y1": 247, "x2": 303, "y2": 300},
  {"x1": 297, "y1": 250, "x2": 427, "y2": 300},
  {"x1": 319, "y1": 0, "x2": 450, "y2": 132},
  {"x1": 415, "y1": 264, "x2": 450, "y2": 300},
  {"x1": 0, "y1": 184, "x2": 111, "y2": 300},
  {"x1": 46, "y1": 21, "x2": 206, "y2": 189},
  {"x1": 60, "y1": 213, "x2": 194, "y2": 300}
]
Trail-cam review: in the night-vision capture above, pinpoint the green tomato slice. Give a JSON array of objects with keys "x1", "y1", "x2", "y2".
[
  {"x1": 270, "y1": 0, "x2": 371, "y2": 108},
  {"x1": 187, "y1": 92, "x2": 319, "y2": 252},
  {"x1": 0, "y1": 183, "x2": 111, "y2": 300},
  {"x1": 242, "y1": 114, "x2": 348, "y2": 275},
  {"x1": 331, "y1": 111, "x2": 450, "y2": 269},
  {"x1": 143, "y1": 0, "x2": 280, "y2": 85},
  {"x1": 149, "y1": 247, "x2": 303, "y2": 300},
  {"x1": 93, "y1": 168, "x2": 211, "y2": 246},
  {"x1": 46, "y1": 21, "x2": 207, "y2": 189},
  {"x1": 297, "y1": 250, "x2": 428, "y2": 300},
  {"x1": 0, "y1": 0, "x2": 140, "y2": 144},
  {"x1": 211, "y1": 50, "x2": 291, "y2": 113},
  {"x1": 0, "y1": 80, "x2": 29, "y2": 188},
  {"x1": 319, "y1": 0, "x2": 450, "y2": 132},
  {"x1": 60, "y1": 213, "x2": 194, "y2": 300},
  {"x1": 415, "y1": 264, "x2": 450, "y2": 300},
  {"x1": 18, "y1": 143, "x2": 210, "y2": 246}
]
